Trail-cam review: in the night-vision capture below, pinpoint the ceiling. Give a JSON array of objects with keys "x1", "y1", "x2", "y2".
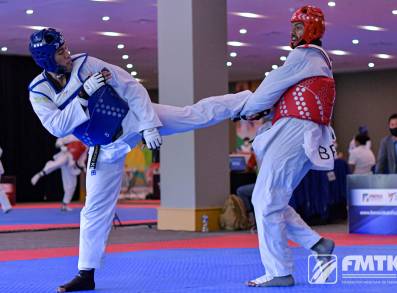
[{"x1": 0, "y1": 0, "x2": 396, "y2": 88}]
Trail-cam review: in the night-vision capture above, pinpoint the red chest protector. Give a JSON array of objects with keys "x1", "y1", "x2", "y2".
[
  {"x1": 272, "y1": 45, "x2": 335, "y2": 126},
  {"x1": 272, "y1": 76, "x2": 335, "y2": 125},
  {"x1": 66, "y1": 141, "x2": 87, "y2": 161}
]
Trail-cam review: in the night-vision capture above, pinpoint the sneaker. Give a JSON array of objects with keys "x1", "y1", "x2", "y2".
[{"x1": 247, "y1": 274, "x2": 295, "y2": 287}]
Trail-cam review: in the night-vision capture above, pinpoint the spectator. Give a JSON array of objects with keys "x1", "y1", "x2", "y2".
[
  {"x1": 376, "y1": 113, "x2": 397, "y2": 174},
  {"x1": 349, "y1": 125, "x2": 372, "y2": 153},
  {"x1": 348, "y1": 134, "x2": 375, "y2": 174}
]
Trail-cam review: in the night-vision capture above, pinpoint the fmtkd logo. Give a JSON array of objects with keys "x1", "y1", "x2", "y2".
[{"x1": 308, "y1": 254, "x2": 338, "y2": 284}]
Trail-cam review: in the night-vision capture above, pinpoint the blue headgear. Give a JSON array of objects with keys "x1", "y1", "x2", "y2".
[{"x1": 29, "y1": 28, "x2": 66, "y2": 74}]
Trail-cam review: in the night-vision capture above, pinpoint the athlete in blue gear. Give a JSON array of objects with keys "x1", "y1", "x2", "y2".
[{"x1": 28, "y1": 28, "x2": 251, "y2": 292}]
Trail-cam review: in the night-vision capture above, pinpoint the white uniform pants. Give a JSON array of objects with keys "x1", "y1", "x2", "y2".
[
  {"x1": 78, "y1": 91, "x2": 250, "y2": 269},
  {"x1": 252, "y1": 118, "x2": 321, "y2": 277},
  {"x1": 0, "y1": 176, "x2": 12, "y2": 212},
  {"x1": 41, "y1": 152, "x2": 78, "y2": 204}
]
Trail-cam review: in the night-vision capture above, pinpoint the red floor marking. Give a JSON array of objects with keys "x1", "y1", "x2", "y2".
[
  {"x1": 14, "y1": 203, "x2": 159, "y2": 209},
  {"x1": 0, "y1": 220, "x2": 157, "y2": 232},
  {"x1": 1, "y1": 232, "x2": 397, "y2": 262}
]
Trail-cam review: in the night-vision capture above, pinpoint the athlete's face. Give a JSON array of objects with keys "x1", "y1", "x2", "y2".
[
  {"x1": 54, "y1": 43, "x2": 72, "y2": 73},
  {"x1": 291, "y1": 22, "x2": 305, "y2": 48}
]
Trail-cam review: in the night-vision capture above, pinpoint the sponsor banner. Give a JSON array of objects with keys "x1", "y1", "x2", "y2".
[{"x1": 350, "y1": 189, "x2": 397, "y2": 206}]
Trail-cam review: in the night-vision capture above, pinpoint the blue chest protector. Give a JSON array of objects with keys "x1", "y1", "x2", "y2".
[{"x1": 73, "y1": 85, "x2": 129, "y2": 146}]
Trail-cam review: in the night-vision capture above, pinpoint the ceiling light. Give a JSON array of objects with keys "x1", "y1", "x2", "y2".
[
  {"x1": 227, "y1": 41, "x2": 247, "y2": 47},
  {"x1": 328, "y1": 1, "x2": 336, "y2": 7},
  {"x1": 358, "y1": 25, "x2": 386, "y2": 31},
  {"x1": 1, "y1": 47, "x2": 7, "y2": 52},
  {"x1": 26, "y1": 9, "x2": 34, "y2": 15},
  {"x1": 272, "y1": 65, "x2": 278, "y2": 70},
  {"x1": 277, "y1": 45, "x2": 293, "y2": 51},
  {"x1": 392, "y1": 10, "x2": 397, "y2": 15},
  {"x1": 368, "y1": 62, "x2": 375, "y2": 68},
  {"x1": 126, "y1": 64, "x2": 133, "y2": 68},
  {"x1": 117, "y1": 44, "x2": 125, "y2": 49},
  {"x1": 122, "y1": 55, "x2": 129, "y2": 60},
  {"x1": 375, "y1": 54, "x2": 393, "y2": 59},
  {"x1": 239, "y1": 28, "x2": 247, "y2": 34},
  {"x1": 131, "y1": 71, "x2": 138, "y2": 76},
  {"x1": 329, "y1": 50, "x2": 349, "y2": 56},
  {"x1": 352, "y1": 39, "x2": 359, "y2": 45},
  {"x1": 102, "y1": 16, "x2": 110, "y2": 21},
  {"x1": 25, "y1": 25, "x2": 48, "y2": 30},
  {"x1": 265, "y1": 72, "x2": 270, "y2": 77},
  {"x1": 97, "y1": 31, "x2": 126, "y2": 37},
  {"x1": 232, "y1": 12, "x2": 266, "y2": 19},
  {"x1": 280, "y1": 56, "x2": 287, "y2": 61},
  {"x1": 226, "y1": 61, "x2": 232, "y2": 67},
  {"x1": 230, "y1": 52, "x2": 237, "y2": 58}
]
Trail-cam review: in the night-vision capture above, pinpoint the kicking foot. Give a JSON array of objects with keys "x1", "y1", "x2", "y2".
[
  {"x1": 61, "y1": 204, "x2": 73, "y2": 212},
  {"x1": 31, "y1": 173, "x2": 42, "y2": 186},
  {"x1": 246, "y1": 274, "x2": 295, "y2": 287},
  {"x1": 311, "y1": 237, "x2": 335, "y2": 263},
  {"x1": 57, "y1": 270, "x2": 95, "y2": 292}
]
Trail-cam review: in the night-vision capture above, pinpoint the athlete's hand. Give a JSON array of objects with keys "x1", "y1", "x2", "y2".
[
  {"x1": 142, "y1": 128, "x2": 162, "y2": 150},
  {"x1": 83, "y1": 72, "x2": 106, "y2": 96}
]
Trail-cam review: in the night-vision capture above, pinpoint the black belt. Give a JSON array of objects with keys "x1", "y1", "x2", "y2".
[{"x1": 89, "y1": 126, "x2": 123, "y2": 175}]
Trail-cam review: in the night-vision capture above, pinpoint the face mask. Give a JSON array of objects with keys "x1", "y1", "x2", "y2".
[{"x1": 390, "y1": 128, "x2": 397, "y2": 137}]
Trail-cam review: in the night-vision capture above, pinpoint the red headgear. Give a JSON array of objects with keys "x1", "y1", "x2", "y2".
[{"x1": 290, "y1": 5, "x2": 325, "y2": 47}]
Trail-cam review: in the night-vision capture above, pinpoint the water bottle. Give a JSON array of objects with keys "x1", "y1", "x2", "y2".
[{"x1": 202, "y1": 214, "x2": 209, "y2": 232}]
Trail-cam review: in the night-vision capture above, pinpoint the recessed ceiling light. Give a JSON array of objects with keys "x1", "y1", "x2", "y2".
[
  {"x1": 232, "y1": 12, "x2": 266, "y2": 19},
  {"x1": 265, "y1": 72, "x2": 270, "y2": 77},
  {"x1": 230, "y1": 52, "x2": 237, "y2": 58},
  {"x1": 239, "y1": 28, "x2": 247, "y2": 34},
  {"x1": 126, "y1": 64, "x2": 133, "y2": 68},
  {"x1": 226, "y1": 61, "x2": 232, "y2": 67},
  {"x1": 280, "y1": 56, "x2": 287, "y2": 61},
  {"x1": 272, "y1": 65, "x2": 278, "y2": 70},
  {"x1": 392, "y1": 10, "x2": 397, "y2": 15},
  {"x1": 277, "y1": 46, "x2": 293, "y2": 51},
  {"x1": 1, "y1": 47, "x2": 8, "y2": 52},
  {"x1": 227, "y1": 41, "x2": 247, "y2": 47},
  {"x1": 368, "y1": 62, "x2": 375, "y2": 68},
  {"x1": 122, "y1": 55, "x2": 129, "y2": 60},
  {"x1": 131, "y1": 71, "x2": 138, "y2": 76},
  {"x1": 352, "y1": 39, "x2": 359, "y2": 45},
  {"x1": 117, "y1": 44, "x2": 125, "y2": 49},
  {"x1": 26, "y1": 9, "x2": 34, "y2": 15},
  {"x1": 102, "y1": 16, "x2": 110, "y2": 21},
  {"x1": 329, "y1": 50, "x2": 349, "y2": 56},
  {"x1": 25, "y1": 25, "x2": 48, "y2": 30},
  {"x1": 98, "y1": 31, "x2": 126, "y2": 37},
  {"x1": 375, "y1": 54, "x2": 393, "y2": 59},
  {"x1": 328, "y1": 1, "x2": 336, "y2": 7},
  {"x1": 358, "y1": 25, "x2": 386, "y2": 31}
]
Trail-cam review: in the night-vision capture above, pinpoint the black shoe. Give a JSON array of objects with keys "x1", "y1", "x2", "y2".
[
  {"x1": 311, "y1": 237, "x2": 335, "y2": 263},
  {"x1": 57, "y1": 270, "x2": 95, "y2": 292}
]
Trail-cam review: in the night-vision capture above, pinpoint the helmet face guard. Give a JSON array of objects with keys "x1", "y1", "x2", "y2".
[
  {"x1": 290, "y1": 5, "x2": 325, "y2": 48},
  {"x1": 29, "y1": 28, "x2": 66, "y2": 74}
]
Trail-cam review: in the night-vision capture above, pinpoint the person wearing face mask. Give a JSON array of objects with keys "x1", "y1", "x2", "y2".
[
  {"x1": 376, "y1": 113, "x2": 397, "y2": 174},
  {"x1": 239, "y1": 5, "x2": 336, "y2": 287}
]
